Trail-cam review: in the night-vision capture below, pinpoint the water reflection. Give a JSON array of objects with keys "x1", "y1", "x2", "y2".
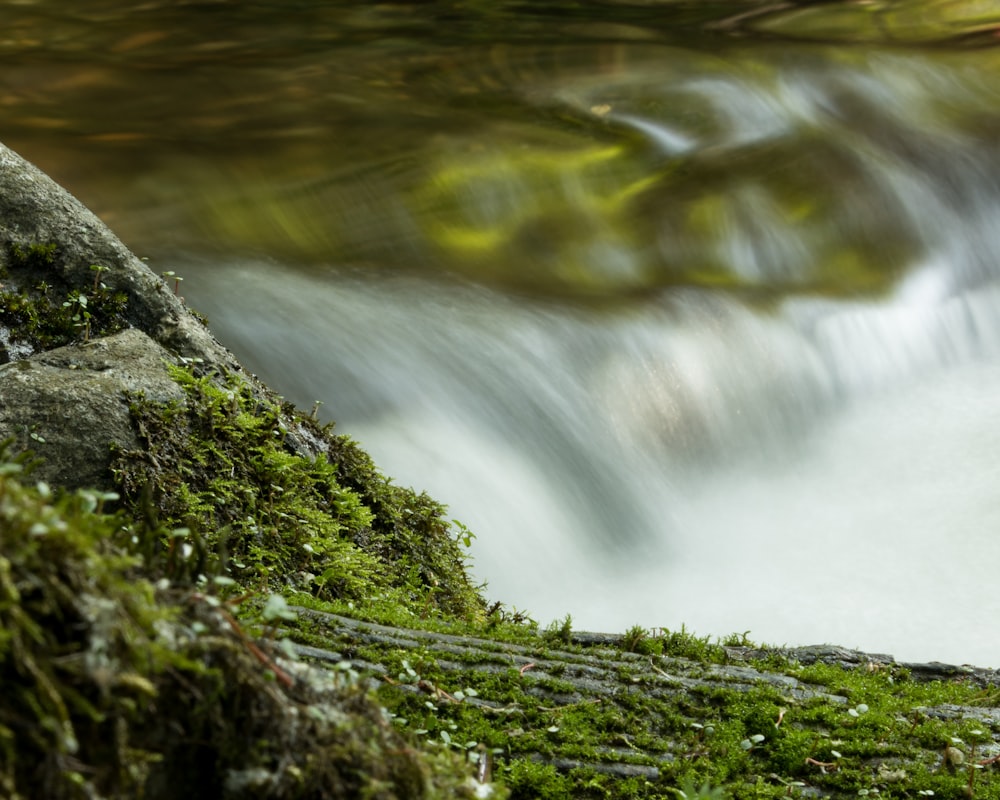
[
  {"x1": 5, "y1": 1, "x2": 1000, "y2": 663},
  {"x1": 5, "y1": 7, "x2": 1000, "y2": 300}
]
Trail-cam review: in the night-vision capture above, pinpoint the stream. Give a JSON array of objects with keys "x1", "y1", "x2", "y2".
[{"x1": 4, "y1": 1, "x2": 1000, "y2": 664}]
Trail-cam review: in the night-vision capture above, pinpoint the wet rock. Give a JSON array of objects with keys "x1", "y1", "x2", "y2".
[{"x1": 0, "y1": 141, "x2": 250, "y2": 488}]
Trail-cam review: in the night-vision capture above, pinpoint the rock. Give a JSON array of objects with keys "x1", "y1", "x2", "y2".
[
  {"x1": 0, "y1": 329, "x2": 185, "y2": 490},
  {"x1": 0, "y1": 142, "x2": 236, "y2": 367},
  {"x1": 0, "y1": 141, "x2": 248, "y2": 489},
  {"x1": 0, "y1": 142, "x2": 494, "y2": 800}
]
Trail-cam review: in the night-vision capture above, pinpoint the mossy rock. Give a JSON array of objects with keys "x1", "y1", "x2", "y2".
[
  {"x1": 0, "y1": 139, "x2": 484, "y2": 620},
  {"x1": 0, "y1": 140, "x2": 490, "y2": 797},
  {"x1": 0, "y1": 143, "x2": 230, "y2": 363},
  {"x1": 110, "y1": 358, "x2": 485, "y2": 619},
  {"x1": 0, "y1": 460, "x2": 491, "y2": 800}
]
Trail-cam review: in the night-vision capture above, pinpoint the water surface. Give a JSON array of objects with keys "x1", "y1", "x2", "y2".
[{"x1": 4, "y1": 0, "x2": 1000, "y2": 663}]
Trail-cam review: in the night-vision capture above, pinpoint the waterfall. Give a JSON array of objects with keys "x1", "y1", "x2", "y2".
[{"x1": 183, "y1": 251, "x2": 1000, "y2": 665}]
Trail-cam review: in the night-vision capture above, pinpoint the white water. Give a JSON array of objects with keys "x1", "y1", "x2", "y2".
[
  {"x1": 184, "y1": 255, "x2": 1000, "y2": 666},
  {"x1": 33, "y1": 22, "x2": 996, "y2": 667}
]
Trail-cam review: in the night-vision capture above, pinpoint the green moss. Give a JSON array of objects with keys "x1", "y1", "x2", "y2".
[
  {"x1": 543, "y1": 614, "x2": 574, "y2": 646},
  {"x1": 111, "y1": 362, "x2": 484, "y2": 619},
  {"x1": 275, "y1": 602, "x2": 1000, "y2": 800},
  {"x1": 5, "y1": 241, "x2": 57, "y2": 274},
  {"x1": 0, "y1": 242, "x2": 129, "y2": 357},
  {"x1": 622, "y1": 626, "x2": 665, "y2": 657},
  {"x1": 656, "y1": 627, "x2": 731, "y2": 664},
  {"x1": 0, "y1": 454, "x2": 497, "y2": 800},
  {"x1": 502, "y1": 760, "x2": 572, "y2": 800},
  {"x1": 0, "y1": 455, "x2": 172, "y2": 798}
]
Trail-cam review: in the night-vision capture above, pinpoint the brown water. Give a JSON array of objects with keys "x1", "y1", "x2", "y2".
[{"x1": 5, "y1": 1, "x2": 1000, "y2": 663}]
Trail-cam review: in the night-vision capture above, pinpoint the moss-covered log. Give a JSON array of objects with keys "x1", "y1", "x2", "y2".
[{"x1": 273, "y1": 605, "x2": 1000, "y2": 799}]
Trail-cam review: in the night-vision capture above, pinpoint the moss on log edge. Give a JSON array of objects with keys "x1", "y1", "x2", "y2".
[{"x1": 282, "y1": 604, "x2": 1000, "y2": 800}]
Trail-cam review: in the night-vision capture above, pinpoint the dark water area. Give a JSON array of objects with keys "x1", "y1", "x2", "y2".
[{"x1": 5, "y1": 1, "x2": 1000, "y2": 663}]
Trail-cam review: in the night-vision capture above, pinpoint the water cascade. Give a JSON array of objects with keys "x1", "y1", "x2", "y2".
[{"x1": 5, "y1": 2, "x2": 1000, "y2": 664}]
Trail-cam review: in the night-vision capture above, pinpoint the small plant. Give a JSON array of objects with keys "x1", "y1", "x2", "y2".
[
  {"x1": 90, "y1": 264, "x2": 109, "y2": 292},
  {"x1": 629, "y1": 624, "x2": 666, "y2": 655},
  {"x1": 690, "y1": 722, "x2": 716, "y2": 741},
  {"x1": 76, "y1": 488, "x2": 120, "y2": 515},
  {"x1": 623, "y1": 624, "x2": 648, "y2": 652},
  {"x1": 543, "y1": 613, "x2": 573, "y2": 645},
  {"x1": 453, "y1": 519, "x2": 476, "y2": 549},
  {"x1": 484, "y1": 600, "x2": 535, "y2": 628},
  {"x1": 161, "y1": 270, "x2": 184, "y2": 296},
  {"x1": 721, "y1": 630, "x2": 754, "y2": 647},
  {"x1": 62, "y1": 291, "x2": 91, "y2": 341},
  {"x1": 261, "y1": 593, "x2": 297, "y2": 624}
]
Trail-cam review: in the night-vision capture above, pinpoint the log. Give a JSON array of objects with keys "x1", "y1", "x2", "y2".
[{"x1": 288, "y1": 607, "x2": 1000, "y2": 798}]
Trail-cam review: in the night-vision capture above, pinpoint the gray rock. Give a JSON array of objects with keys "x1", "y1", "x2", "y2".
[
  {"x1": 0, "y1": 329, "x2": 185, "y2": 490},
  {"x1": 0, "y1": 141, "x2": 257, "y2": 489},
  {"x1": 0, "y1": 142, "x2": 237, "y2": 368}
]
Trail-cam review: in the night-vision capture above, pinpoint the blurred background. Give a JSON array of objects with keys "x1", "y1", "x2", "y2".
[{"x1": 4, "y1": 0, "x2": 1000, "y2": 663}]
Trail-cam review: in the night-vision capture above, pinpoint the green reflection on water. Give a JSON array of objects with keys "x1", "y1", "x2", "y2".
[{"x1": 2, "y1": 1, "x2": 1000, "y2": 302}]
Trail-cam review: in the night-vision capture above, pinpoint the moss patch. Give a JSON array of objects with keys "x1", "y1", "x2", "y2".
[
  {"x1": 0, "y1": 242, "x2": 129, "y2": 359},
  {"x1": 0, "y1": 454, "x2": 494, "y2": 800},
  {"x1": 110, "y1": 361, "x2": 484, "y2": 620}
]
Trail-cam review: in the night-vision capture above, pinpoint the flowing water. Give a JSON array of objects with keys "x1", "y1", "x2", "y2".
[{"x1": 5, "y1": 1, "x2": 1000, "y2": 664}]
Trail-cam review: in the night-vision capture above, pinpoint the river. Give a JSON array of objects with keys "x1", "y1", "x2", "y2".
[{"x1": 4, "y1": 1, "x2": 1000, "y2": 664}]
